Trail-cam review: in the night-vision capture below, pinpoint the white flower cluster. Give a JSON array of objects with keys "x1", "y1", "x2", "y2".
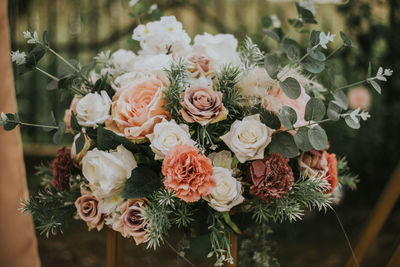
[
  {"x1": 376, "y1": 67, "x2": 393, "y2": 81},
  {"x1": 11, "y1": 50, "x2": 27, "y2": 65},
  {"x1": 319, "y1": 32, "x2": 336, "y2": 49},
  {"x1": 23, "y1": 31, "x2": 40, "y2": 44}
]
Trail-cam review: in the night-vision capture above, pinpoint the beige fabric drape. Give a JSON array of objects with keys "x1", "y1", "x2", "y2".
[{"x1": 0, "y1": 0, "x2": 41, "y2": 266}]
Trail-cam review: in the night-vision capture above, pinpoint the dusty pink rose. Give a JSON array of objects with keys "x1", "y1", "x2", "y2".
[
  {"x1": 187, "y1": 54, "x2": 211, "y2": 78},
  {"x1": 75, "y1": 194, "x2": 105, "y2": 231},
  {"x1": 63, "y1": 96, "x2": 80, "y2": 130},
  {"x1": 263, "y1": 85, "x2": 310, "y2": 128},
  {"x1": 180, "y1": 86, "x2": 228, "y2": 126},
  {"x1": 162, "y1": 144, "x2": 216, "y2": 202},
  {"x1": 348, "y1": 86, "x2": 371, "y2": 110},
  {"x1": 107, "y1": 75, "x2": 169, "y2": 140},
  {"x1": 116, "y1": 199, "x2": 149, "y2": 245}
]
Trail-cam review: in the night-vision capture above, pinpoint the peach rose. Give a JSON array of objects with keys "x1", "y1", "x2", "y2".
[
  {"x1": 64, "y1": 96, "x2": 80, "y2": 130},
  {"x1": 116, "y1": 199, "x2": 149, "y2": 245},
  {"x1": 348, "y1": 86, "x2": 371, "y2": 110},
  {"x1": 162, "y1": 144, "x2": 216, "y2": 202},
  {"x1": 263, "y1": 85, "x2": 310, "y2": 128},
  {"x1": 75, "y1": 193, "x2": 105, "y2": 231},
  {"x1": 107, "y1": 75, "x2": 169, "y2": 140},
  {"x1": 180, "y1": 86, "x2": 228, "y2": 126},
  {"x1": 324, "y1": 152, "x2": 338, "y2": 194}
]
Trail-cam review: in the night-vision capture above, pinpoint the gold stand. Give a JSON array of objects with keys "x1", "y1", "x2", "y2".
[
  {"x1": 106, "y1": 228, "x2": 125, "y2": 267},
  {"x1": 223, "y1": 233, "x2": 238, "y2": 267}
]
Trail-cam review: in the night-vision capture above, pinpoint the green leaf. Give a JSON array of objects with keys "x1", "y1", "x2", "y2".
[
  {"x1": 340, "y1": 31, "x2": 353, "y2": 47},
  {"x1": 308, "y1": 125, "x2": 328, "y2": 150},
  {"x1": 294, "y1": 127, "x2": 313, "y2": 151},
  {"x1": 369, "y1": 80, "x2": 381, "y2": 94},
  {"x1": 58, "y1": 59, "x2": 79, "y2": 76},
  {"x1": 367, "y1": 62, "x2": 372, "y2": 77},
  {"x1": 70, "y1": 112, "x2": 81, "y2": 132},
  {"x1": 263, "y1": 29, "x2": 280, "y2": 42},
  {"x1": 269, "y1": 132, "x2": 299, "y2": 158},
  {"x1": 81, "y1": 62, "x2": 95, "y2": 74},
  {"x1": 278, "y1": 106, "x2": 297, "y2": 130},
  {"x1": 296, "y1": 3, "x2": 318, "y2": 24},
  {"x1": 327, "y1": 102, "x2": 342, "y2": 121},
  {"x1": 75, "y1": 132, "x2": 85, "y2": 154},
  {"x1": 42, "y1": 30, "x2": 49, "y2": 46},
  {"x1": 328, "y1": 66, "x2": 336, "y2": 89},
  {"x1": 3, "y1": 113, "x2": 18, "y2": 131},
  {"x1": 264, "y1": 53, "x2": 281, "y2": 79},
  {"x1": 46, "y1": 80, "x2": 58, "y2": 90},
  {"x1": 52, "y1": 122, "x2": 66, "y2": 145},
  {"x1": 256, "y1": 108, "x2": 281, "y2": 130},
  {"x1": 287, "y1": 45, "x2": 301, "y2": 62},
  {"x1": 261, "y1": 16, "x2": 273, "y2": 28},
  {"x1": 279, "y1": 77, "x2": 301, "y2": 99},
  {"x1": 307, "y1": 48, "x2": 326, "y2": 62},
  {"x1": 43, "y1": 112, "x2": 57, "y2": 132},
  {"x1": 305, "y1": 98, "x2": 326, "y2": 121},
  {"x1": 344, "y1": 115, "x2": 360, "y2": 129},
  {"x1": 122, "y1": 165, "x2": 162, "y2": 199},
  {"x1": 302, "y1": 58, "x2": 325, "y2": 74},
  {"x1": 310, "y1": 30, "x2": 321, "y2": 47},
  {"x1": 222, "y1": 212, "x2": 242, "y2": 235},
  {"x1": 331, "y1": 89, "x2": 349, "y2": 110}
]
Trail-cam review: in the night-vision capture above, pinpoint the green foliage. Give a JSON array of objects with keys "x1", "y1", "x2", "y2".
[
  {"x1": 305, "y1": 98, "x2": 326, "y2": 121},
  {"x1": 251, "y1": 104, "x2": 281, "y2": 130},
  {"x1": 268, "y1": 132, "x2": 299, "y2": 158},
  {"x1": 279, "y1": 77, "x2": 301, "y2": 99},
  {"x1": 278, "y1": 106, "x2": 297, "y2": 130},
  {"x1": 122, "y1": 165, "x2": 162, "y2": 199},
  {"x1": 337, "y1": 157, "x2": 359, "y2": 190},
  {"x1": 34, "y1": 162, "x2": 53, "y2": 188},
  {"x1": 295, "y1": 3, "x2": 318, "y2": 24},
  {"x1": 308, "y1": 125, "x2": 328, "y2": 150},
  {"x1": 239, "y1": 36, "x2": 264, "y2": 70},
  {"x1": 20, "y1": 187, "x2": 81, "y2": 237},
  {"x1": 251, "y1": 173, "x2": 333, "y2": 224},
  {"x1": 294, "y1": 127, "x2": 313, "y2": 151},
  {"x1": 264, "y1": 53, "x2": 281, "y2": 79}
]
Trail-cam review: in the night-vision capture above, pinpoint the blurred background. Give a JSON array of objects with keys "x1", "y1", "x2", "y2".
[{"x1": 7, "y1": 0, "x2": 400, "y2": 266}]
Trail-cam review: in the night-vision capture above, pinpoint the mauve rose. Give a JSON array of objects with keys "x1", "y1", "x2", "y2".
[
  {"x1": 75, "y1": 194, "x2": 104, "y2": 231},
  {"x1": 250, "y1": 154, "x2": 294, "y2": 203},
  {"x1": 180, "y1": 86, "x2": 228, "y2": 126},
  {"x1": 187, "y1": 54, "x2": 211, "y2": 78},
  {"x1": 50, "y1": 147, "x2": 73, "y2": 191},
  {"x1": 117, "y1": 199, "x2": 149, "y2": 245}
]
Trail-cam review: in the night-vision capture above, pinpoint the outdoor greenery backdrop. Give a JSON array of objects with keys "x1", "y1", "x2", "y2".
[{"x1": 6, "y1": 0, "x2": 400, "y2": 266}]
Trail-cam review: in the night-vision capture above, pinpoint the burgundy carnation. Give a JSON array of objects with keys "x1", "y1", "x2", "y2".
[
  {"x1": 50, "y1": 147, "x2": 73, "y2": 191},
  {"x1": 250, "y1": 153, "x2": 294, "y2": 203}
]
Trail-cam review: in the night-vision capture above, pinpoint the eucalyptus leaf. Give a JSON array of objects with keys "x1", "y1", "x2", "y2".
[
  {"x1": 52, "y1": 122, "x2": 66, "y2": 145},
  {"x1": 70, "y1": 112, "x2": 81, "y2": 132},
  {"x1": 261, "y1": 16, "x2": 273, "y2": 28},
  {"x1": 308, "y1": 125, "x2": 328, "y2": 150},
  {"x1": 344, "y1": 115, "x2": 360, "y2": 129},
  {"x1": 369, "y1": 80, "x2": 381, "y2": 94},
  {"x1": 327, "y1": 102, "x2": 342, "y2": 121},
  {"x1": 42, "y1": 30, "x2": 49, "y2": 46},
  {"x1": 58, "y1": 59, "x2": 79, "y2": 76},
  {"x1": 307, "y1": 48, "x2": 326, "y2": 62},
  {"x1": 268, "y1": 132, "x2": 299, "y2": 158},
  {"x1": 310, "y1": 30, "x2": 321, "y2": 47},
  {"x1": 296, "y1": 3, "x2": 318, "y2": 24},
  {"x1": 340, "y1": 31, "x2": 353, "y2": 47},
  {"x1": 75, "y1": 132, "x2": 85, "y2": 154},
  {"x1": 256, "y1": 107, "x2": 281, "y2": 130},
  {"x1": 264, "y1": 53, "x2": 281, "y2": 79},
  {"x1": 303, "y1": 58, "x2": 325, "y2": 74},
  {"x1": 367, "y1": 62, "x2": 372, "y2": 77},
  {"x1": 122, "y1": 165, "x2": 162, "y2": 199},
  {"x1": 43, "y1": 112, "x2": 57, "y2": 132},
  {"x1": 3, "y1": 113, "x2": 18, "y2": 131},
  {"x1": 328, "y1": 66, "x2": 336, "y2": 89},
  {"x1": 263, "y1": 29, "x2": 280, "y2": 42},
  {"x1": 81, "y1": 61, "x2": 95, "y2": 74},
  {"x1": 46, "y1": 80, "x2": 58, "y2": 90},
  {"x1": 294, "y1": 127, "x2": 313, "y2": 151},
  {"x1": 331, "y1": 89, "x2": 349, "y2": 110},
  {"x1": 287, "y1": 45, "x2": 300, "y2": 62},
  {"x1": 278, "y1": 106, "x2": 297, "y2": 130},
  {"x1": 305, "y1": 98, "x2": 325, "y2": 121},
  {"x1": 279, "y1": 77, "x2": 301, "y2": 99}
]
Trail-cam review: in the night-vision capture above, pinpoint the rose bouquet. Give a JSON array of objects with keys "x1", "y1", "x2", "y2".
[{"x1": 2, "y1": 2, "x2": 392, "y2": 266}]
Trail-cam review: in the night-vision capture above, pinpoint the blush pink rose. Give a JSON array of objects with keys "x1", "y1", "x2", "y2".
[
  {"x1": 162, "y1": 144, "x2": 216, "y2": 202},
  {"x1": 263, "y1": 85, "x2": 310, "y2": 128},
  {"x1": 64, "y1": 96, "x2": 80, "y2": 130},
  {"x1": 116, "y1": 199, "x2": 149, "y2": 245},
  {"x1": 187, "y1": 54, "x2": 211, "y2": 78},
  {"x1": 348, "y1": 86, "x2": 371, "y2": 110},
  {"x1": 180, "y1": 86, "x2": 228, "y2": 126},
  {"x1": 75, "y1": 193, "x2": 105, "y2": 231},
  {"x1": 107, "y1": 75, "x2": 169, "y2": 140}
]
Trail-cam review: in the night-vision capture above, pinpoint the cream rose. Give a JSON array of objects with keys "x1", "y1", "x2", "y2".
[
  {"x1": 193, "y1": 33, "x2": 240, "y2": 68},
  {"x1": 208, "y1": 150, "x2": 233, "y2": 169},
  {"x1": 147, "y1": 118, "x2": 196, "y2": 160},
  {"x1": 203, "y1": 167, "x2": 244, "y2": 212},
  {"x1": 82, "y1": 145, "x2": 137, "y2": 198},
  {"x1": 220, "y1": 114, "x2": 273, "y2": 163},
  {"x1": 76, "y1": 90, "x2": 111, "y2": 128}
]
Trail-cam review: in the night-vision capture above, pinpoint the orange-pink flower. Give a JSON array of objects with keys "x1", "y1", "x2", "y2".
[
  {"x1": 348, "y1": 86, "x2": 371, "y2": 110},
  {"x1": 162, "y1": 144, "x2": 216, "y2": 202},
  {"x1": 63, "y1": 96, "x2": 80, "y2": 130},
  {"x1": 107, "y1": 75, "x2": 169, "y2": 140}
]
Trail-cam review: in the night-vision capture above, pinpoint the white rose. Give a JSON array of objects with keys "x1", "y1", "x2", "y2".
[
  {"x1": 82, "y1": 145, "x2": 137, "y2": 198},
  {"x1": 132, "y1": 16, "x2": 191, "y2": 56},
  {"x1": 133, "y1": 54, "x2": 173, "y2": 74},
  {"x1": 193, "y1": 33, "x2": 240, "y2": 68},
  {"x1": 208, "y1": 150, "x2": 233, "y2": 169},
  {"x1": 111, "y1": 49, "x2": 137, "y2": 72},
  {"x1": 220, "y1": 114, "x2": 273, "y2": 163},
  {"x1": 147, "y1": 118, "x2": 196, "y2": 160},
  {"x1": 99, "y1": 195, "x2": 124, "y2": 215},
  {"x1": 76, "y1": 91, "x2": 111, "y2": 128},
  {"x1": 203, "y1": 167, "x2": 244, "y2": 212}
]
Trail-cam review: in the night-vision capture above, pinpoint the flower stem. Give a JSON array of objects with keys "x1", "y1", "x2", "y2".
[
  {"x1": 48, "y1": 48, "x2": 80, "y2": 73},
  {"x1": 327, "y1": 45, "x2": 343, "y2": 59},
  {"x1": 282, "y1": 118, "x2": 333, "y2": 133},
  {"x1": 35, "y1": 67, "x2": 60, "y2": 81},
  {"x1": 7, "y1": 120, "x2": 59, "y2": 130}
]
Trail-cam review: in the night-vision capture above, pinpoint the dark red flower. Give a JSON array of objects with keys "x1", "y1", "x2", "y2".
[
  {"x1": 50, "y1": 147, "x2": 73, "y2": 191},
  {"x1": 250, "y1": 153, "x2": 294, "y2": 203}
]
